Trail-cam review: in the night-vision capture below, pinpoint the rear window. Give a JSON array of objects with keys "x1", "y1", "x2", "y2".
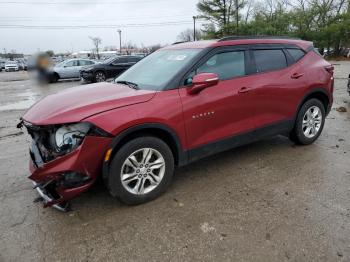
[
  {"x1": 287, "y1": 48, "x2": 305, "y2": 62},
  {"x1": 253, "y1": 49, "x2": 287, "y2": 73}
]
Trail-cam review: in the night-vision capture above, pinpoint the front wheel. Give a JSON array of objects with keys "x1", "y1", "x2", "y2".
[
  {"x1": 290, "y1": 98, "x2": 325, "y2": 145},
  {"x1": 94, "y1": 71, "x2": 106, "y2": 82},
  {"x1": 107, "y1": 136, "x2": 174, "y2": 205}
]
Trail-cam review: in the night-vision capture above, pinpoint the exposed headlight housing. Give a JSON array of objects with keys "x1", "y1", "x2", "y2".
[
  {"x1": 55, "y1": 122, "x2": 91, "y2": 154},
  {"x1": 20, "y1": 120, "x2": 112, "y2": 163}
]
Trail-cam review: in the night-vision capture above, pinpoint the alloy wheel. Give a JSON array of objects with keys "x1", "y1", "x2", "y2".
[
  {"x1": 302, "y1": 105, "x2": 322, "y2": 138},
  {"x1": 120, "y1": 148, "x2": 166, "y2": 195},
  {"x1": 95, "y1": 72, "x2": 106, "y2": 82}
]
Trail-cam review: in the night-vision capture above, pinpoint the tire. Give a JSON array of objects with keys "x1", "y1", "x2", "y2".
[
  {"x1": 107, "y1": 136, "x2": 174, "y2": 205},
  {"x1": 290, "y1": 98, "x2": 325, "y2": 145},
  {"x1": 94, "y1": 71, "x2": 106, "y2": 82},
  {"x1": 50, "y1": 73, "x2": 59, "y2": 83}
]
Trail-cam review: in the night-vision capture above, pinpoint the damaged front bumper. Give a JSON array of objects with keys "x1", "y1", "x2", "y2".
[
  {"x1": 25, "y1": 123, "x2": 113, "y2": 211},
  {"x1": 33, "y1": 181, "x2": 70, "y2": 212}
]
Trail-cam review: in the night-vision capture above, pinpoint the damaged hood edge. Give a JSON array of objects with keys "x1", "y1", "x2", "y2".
[{"x1": 22, "y1": 82, "x2": 156, "y2": 125}]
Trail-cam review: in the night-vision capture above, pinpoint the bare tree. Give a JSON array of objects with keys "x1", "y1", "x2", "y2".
[
  {"x1": 89, "y1": 36, "x2": 102, "y2": 59},
  {"x1": 123, "y1": 41, "x2": 137, "y2": 55},
  {"x1": 177, "y1": 28, "x2": 203, "y2": 41}
]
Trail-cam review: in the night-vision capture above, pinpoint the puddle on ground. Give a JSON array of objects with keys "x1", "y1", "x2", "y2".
[{"x1": 0, "y1": 89, "x2": 39, "y2": 111}]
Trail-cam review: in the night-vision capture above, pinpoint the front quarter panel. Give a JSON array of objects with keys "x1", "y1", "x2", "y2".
[{"x1": 85, "y1": 89, "x2": 187, "y2": 150}]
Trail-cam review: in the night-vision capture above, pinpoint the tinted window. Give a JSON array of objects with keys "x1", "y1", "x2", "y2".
[
  {"x1": 287, "y1": 48, "x2": 305, "y2": 62},
  {"x1": 253, "y1": 49, "x2": 287, "y2": 73},
  {"x1": 197, "y1": 51, "x2": 245, "y2": 80},
  {"x1": 128, "y1": 57, "x2": 141, "y2": 63},
  {"x1": 113, "y1": 57, "x2": 128, "y2": 64}
]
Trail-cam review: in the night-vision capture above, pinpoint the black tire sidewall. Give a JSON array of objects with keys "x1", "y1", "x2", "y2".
[
  {"x1": 294, "y1": 98, "x2": 326, "y2": 145},
  {"x1": 94, "y1": 71, "x2": 105, "y2": 82},
  {"x1": 107, "y1": 136, "x2": 174, "y2": 205}
]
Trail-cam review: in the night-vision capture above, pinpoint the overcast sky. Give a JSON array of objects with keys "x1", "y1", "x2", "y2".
[{"x1": 0, "y1": 0, "x2": 203, "y2": 54}]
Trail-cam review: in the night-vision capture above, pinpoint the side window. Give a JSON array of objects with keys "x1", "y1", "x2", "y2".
[
  {"x1": 190, "y1": 51, "x2": 245, "y2": 82},
  {"x1": 128, "y1": 57, "x2": 141, "y2": 63},
  {"x1": 64, "y1": 60, "x2": 78, "y2": 67},
  {"x1": 114, "y1": 57, "x2": 127, "y2": 64},
  {"x1": 79, "y1": 60, "x2": 94, "y2": 66},
  {"x1": 286, "y1": 48, "x2": 305, "y2": 62},
  {"x1": 253, "y1": 49, "x2": 287, "y2": 73}
]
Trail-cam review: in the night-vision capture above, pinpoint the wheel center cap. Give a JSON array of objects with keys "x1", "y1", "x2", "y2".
[{"x1": 140, "y1": 167, "x2": 147, "y2": 175}]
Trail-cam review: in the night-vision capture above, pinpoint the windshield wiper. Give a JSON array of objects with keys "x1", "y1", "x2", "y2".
[{"x1": 116, "y1": 80, "x2": 139, "y2": 90}]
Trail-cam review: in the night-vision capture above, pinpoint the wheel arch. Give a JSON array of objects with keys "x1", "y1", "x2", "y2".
[
  {"x1": 102, "y1": 123, "x2": 188, "y2": 181},
  {"x1": 53, "y1": 71, "x2": 60, "y2": 79},
  {"x1": 296, "y1": 88, "x2": 330, "y2": 117}
]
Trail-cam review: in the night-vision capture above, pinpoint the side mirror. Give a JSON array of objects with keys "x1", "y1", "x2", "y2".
[{"x1": 187, "y1": 73, "x2": 219, "y2": 95}]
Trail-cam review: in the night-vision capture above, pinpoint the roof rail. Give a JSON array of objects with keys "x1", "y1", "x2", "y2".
[
  {"x1": 172, "y1": 41, "x2": 190, "y2": 45},
  {"x1": 218, "y1": 35, "x2": 300, "y2": 42}
]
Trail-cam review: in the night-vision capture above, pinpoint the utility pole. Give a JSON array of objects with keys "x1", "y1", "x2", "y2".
[
  {"x1": 193, "y1": 16, "x2": 197, "y2": 41},
  {"x1": 117, "y1": 29, "x2": 122, "y2": 54}
]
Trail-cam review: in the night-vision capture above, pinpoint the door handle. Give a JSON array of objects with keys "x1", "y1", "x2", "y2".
[
  {"x1": 238, "y1": 86, "x2": 251, "y2": 93},
  {"x1": 291, "y1": 72, "x2": 304, "y2": 79}
]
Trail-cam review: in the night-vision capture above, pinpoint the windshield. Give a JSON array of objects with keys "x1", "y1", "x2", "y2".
[
  {"x1": 55, "y1": 60, "x2": 67, "y2": 67},
  {"x1": 115, "y1": 49, "x2": 201, "y2": 90}
]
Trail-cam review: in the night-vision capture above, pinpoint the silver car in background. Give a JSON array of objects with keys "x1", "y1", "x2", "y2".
[
  {"x1": 5, "y1": 61, "x2": 19, "y2": 72},
  {"x1": 49, "y1": 58, "x2": 97, "y2": 82}
]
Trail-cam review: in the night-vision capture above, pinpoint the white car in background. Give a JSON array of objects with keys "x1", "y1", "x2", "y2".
[
  {"x1": 49, "y1": 58, "x2": 97, "y2": 82},
  {"x1": 5, "y1": 61, "x2": 19, "y2": 72}
]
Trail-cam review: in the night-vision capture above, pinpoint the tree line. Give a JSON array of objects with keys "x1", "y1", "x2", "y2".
[{"x1": 181, "y1": 0, "x2": 350, "y2": 55}]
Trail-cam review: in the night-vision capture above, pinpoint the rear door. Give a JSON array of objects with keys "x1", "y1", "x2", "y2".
[
  {"x1": 248, "y1": 45, "x2": 308, "y2": 131},
  {"x1": 60, "y1": 60, "x2": 79, "y2": 78},
  {"x1": 179, "y1": 46, "x2": 256, "y2": 157}
]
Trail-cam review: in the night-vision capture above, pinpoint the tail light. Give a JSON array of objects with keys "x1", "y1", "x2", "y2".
[{"x1": 325, "y1": 65, "x2": 334, "y2": 75}]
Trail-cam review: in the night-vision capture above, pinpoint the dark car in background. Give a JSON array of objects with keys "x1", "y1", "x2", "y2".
[{"x1": 80, "y1": 55, "x2": 142, "y2": 82}]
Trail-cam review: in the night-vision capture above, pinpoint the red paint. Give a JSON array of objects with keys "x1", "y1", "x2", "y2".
[{"x1": 22, "y1": 39, "x2": 333, "y2": 207}]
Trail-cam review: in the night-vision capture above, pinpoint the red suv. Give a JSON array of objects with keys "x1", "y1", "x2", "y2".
[{"x1": 19, "y1": 37, "x2": 334, "y2": 211}]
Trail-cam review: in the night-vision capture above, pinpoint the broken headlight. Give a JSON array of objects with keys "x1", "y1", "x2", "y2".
[{"x1": 55, "y1": 122, "x2": 91, "y2": 154}]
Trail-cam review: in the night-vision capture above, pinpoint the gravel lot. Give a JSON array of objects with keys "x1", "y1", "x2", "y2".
[{"x1": 0, "y1": 64, "x2": 349, "y2": 262}]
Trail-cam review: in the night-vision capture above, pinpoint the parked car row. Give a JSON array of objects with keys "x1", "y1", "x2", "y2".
[
  {"x1": 46, "y1": 55, "x2": 143, "y2": 83},
  {"x1": 0, "y1": 59, "x2": 27, "y2": 72}
]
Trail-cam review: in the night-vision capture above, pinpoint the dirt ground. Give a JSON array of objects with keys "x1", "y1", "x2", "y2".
[{"x1": 0, "y1": 64, "x2": 349, "y2": 262}]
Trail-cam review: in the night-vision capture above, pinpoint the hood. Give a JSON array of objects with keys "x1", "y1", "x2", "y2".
[{"x1": 23, "y1": 82, "x2": 156, "y2": 125}]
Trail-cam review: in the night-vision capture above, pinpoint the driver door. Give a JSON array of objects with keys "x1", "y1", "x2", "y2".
[{"x1": 179, "y1": 47, "x2": 256, "y2": 159}]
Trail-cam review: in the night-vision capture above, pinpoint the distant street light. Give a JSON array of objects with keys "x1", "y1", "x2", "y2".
[
  {"x1": 117, "y1": 29, "x2": 122, "y2": 54},
  {"x1": 193, "y1": 16, "x2": 197, "y2": 41}
]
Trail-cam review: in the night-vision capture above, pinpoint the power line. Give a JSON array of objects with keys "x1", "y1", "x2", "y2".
[
  {"x1": 0, "y1": 0, "x2": 164, "y2": 4},
  {"x1": 0, "y1": 14, "x2": 194, "y2": 22},
  {"x1": 0, "y1": 21, "x2": 194, "y2": 29}
]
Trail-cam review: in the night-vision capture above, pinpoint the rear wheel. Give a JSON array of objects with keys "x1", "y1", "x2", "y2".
[
  {"x1": 94, "y1": 71, "x2": 106, "y2": 82},
  {"x1": 290, "y1": 98, "x2": 325, "y2": 145},
  {"x1": 107, "y1": 136, "x2": 174, "y2": 205}
]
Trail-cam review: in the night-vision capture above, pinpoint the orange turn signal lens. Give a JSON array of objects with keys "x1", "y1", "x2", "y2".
[{"x1": 104, "y1": 149, "x2": 112, "y2": 162}]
